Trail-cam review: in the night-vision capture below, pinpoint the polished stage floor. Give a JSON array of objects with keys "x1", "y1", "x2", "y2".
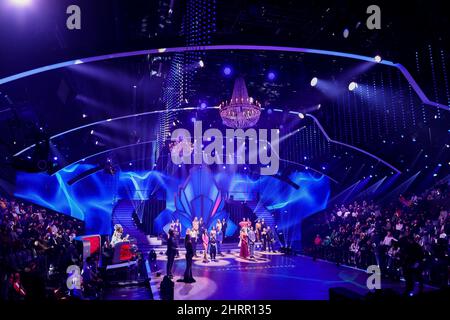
[{"x1": 143, "y1": 248, "x2": 432, "y2": 300}]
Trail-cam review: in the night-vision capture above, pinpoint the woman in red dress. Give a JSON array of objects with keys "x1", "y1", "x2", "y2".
[{"x1": 239, "y1": 229, "x2": 250, "y2": 258}]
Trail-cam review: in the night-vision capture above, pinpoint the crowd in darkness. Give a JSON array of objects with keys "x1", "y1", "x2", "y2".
[
  {"x1": 0, "y1": 197, "x2": 84, "y2": 300},
  {"x1": 309, "y1": 182, "x2": 449, "y2": 292}
]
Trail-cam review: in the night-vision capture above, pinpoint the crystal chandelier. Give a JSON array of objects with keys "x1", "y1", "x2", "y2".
[{"x1": 219, "y1": 77, "x2": 261, "y2": 129}]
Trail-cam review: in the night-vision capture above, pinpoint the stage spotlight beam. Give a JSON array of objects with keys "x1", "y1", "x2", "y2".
[{"x1": 310, "y1": 77, "x2": 318, "y2": 87}]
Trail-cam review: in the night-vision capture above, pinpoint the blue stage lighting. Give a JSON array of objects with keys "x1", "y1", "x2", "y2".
[
  {"x1": 223, "y1": 66, "x2": 232, "y2": 76},
  {"x1": 310, "y1": 77, "x2": 318, "y2": 87},
  {"x1": 267, "y1": 72, "x2": 276, "y2": 80}
]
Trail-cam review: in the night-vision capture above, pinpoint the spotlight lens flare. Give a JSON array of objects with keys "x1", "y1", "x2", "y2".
[
  {"x1": 374, "y1": 55, "x2": 382, "y2": 63},
  {"x1": 198, "y1": 60, "x2": 205, "y2": 68},
  {"x1": 310, "y1": 77, "x2": 318, "y2": 87},
  {"x1": 348, "y1": 82, "x2": 358, "y2": 91}
]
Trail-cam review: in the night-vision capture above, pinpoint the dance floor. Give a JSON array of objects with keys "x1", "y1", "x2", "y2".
[{"x1": 146, "y1": 249, "x2": 432, "y2": 300}]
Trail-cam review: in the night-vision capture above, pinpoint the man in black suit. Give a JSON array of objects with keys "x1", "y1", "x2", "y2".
[
  {"x1": 266, "y1": 226, "x2": 274, "y2": 252},
  {"x1": 166, "y1": 229, "x2": 177, "y2": 278},
  {"x1": 222, "y1": 218, "x2": 228, "y2": 243}
]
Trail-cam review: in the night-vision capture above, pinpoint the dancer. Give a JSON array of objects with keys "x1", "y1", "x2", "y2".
[
  {"x1": 239, "y1": 227, "x2": 250, "y2": 258},
  {"x1": 192, "y1": 217, "x2": 199, "y2": 257},
  {"x1": 248, "y1": 226, "x2": 256, "y2": 258},
  {"x1": 166, "y1": 229, "x2": 177, "y2": 278},
  {"x1": 222, "y1": 218, "x2": 228, "y2": 243},
  {"x1": 216, "y1": 219, "x2": 223, "y2": 256},
  {"x1": 174, "y1": 219, "x2": 181, "y2": 257},
  {"x1": 209, "y1": 230, "x2": 217, "y2": 261},
  {"x1": 201, "y1": 229, "x2": 209, "y2": 263},
  {"x1": 174, "y1": 219, "x2": 181, "y2": 243},
  {"x1": 266, "y1": 226, "x2": 274, "y2": 252},
  {"x1": 177, "y1": 229, "x2": 196, "y2": 283},
  {"x1": 261, "y1": 227, "x2": 268, "y2": 251},
  {"x1": 190, "y1": 228, "x2": 198, "y2": 257},
  {"x1": 239, "y1": 218, "x2": 248, "y2": 229},
  {"x1": 255, "y1": 219, "x2": 262, "y2": 242},
  {"x1": 111, "y1": 224, "x2": 129, "y2": 246},
  {"x1": 260, "y1": 218, "x2": 266, "y2": 233}
]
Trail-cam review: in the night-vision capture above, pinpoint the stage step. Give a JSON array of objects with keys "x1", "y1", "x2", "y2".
[{"x1": 247, "y1": 201, "x2": 277, "y2": 230}]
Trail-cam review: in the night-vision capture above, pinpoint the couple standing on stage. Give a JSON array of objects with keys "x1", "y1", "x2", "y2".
[
  {"x1": 166, "y1": 228, "x2": 196, "y2": 283},
  {"x1": 191, "y1": 217, "x2": 226, "y2": 263},
  {"x1": 166, "y1": 217, "x2": 228, "y2": 282},
  {"x1": 239, "y1": 218, "x2": 275, "y2": 259}
]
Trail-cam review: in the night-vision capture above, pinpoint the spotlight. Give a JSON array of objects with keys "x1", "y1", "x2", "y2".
[
  {"x1": 223, "y1": 66, "x2": 232, "y2": 76},
  {"x1": 53, "y1": 157, "x2": 58, "y2": 161},
  {"x1": 317, "y1": 104, "x2": 321, "y2": 109},
  {"x1": 348, "y1": 82, "x2": 358, "y2": 91},
  {"x1": 10, "y1": 0, "x2": 32, "y2": 6},
  {"x1": 267, "y1": 72, "x2": 276, "y2": 81},
  {"x1": 374, "y1": 55, "x2": 382, "y2": 63},
  {"x1": 310, "y1": 77, "x2": 318, "y2": 87},
  {"x1": 82, "y1": 114, "x2": 87, "y2": 118},
  {"x1": 198, "y1": 60, "x2": 205, "y2": 68},
  {"x1": 200, "y1": 102, "x2": 207, "y2": 109},
  {"x1": 298, "y1": 113, "x2": 305, "y2": 119},
  {"x1": 129, "y1": 162, "x2": 132, "y2": 166},
  {"x1": 343, "y1": 28, "x2": 349, "y2": 38}
]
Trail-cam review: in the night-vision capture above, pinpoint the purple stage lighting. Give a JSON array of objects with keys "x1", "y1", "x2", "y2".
[
  {"x1": 223, "y1": 66, "x2": 232, "y2": 76},
  {"x1": 267, "y1": 71, "x2": 276, "y2": 80},
  {"x1": 200, "y1": 102, "x2": 207, "y2": 109},
  {"x1": 53, "y1": 157, "x2": 58, "y2": 161},
  {"x1": 310, "y1": 77, "x2": 318, "y2": 87}
]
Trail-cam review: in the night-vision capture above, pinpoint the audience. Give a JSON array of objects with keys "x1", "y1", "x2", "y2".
[
  {"x1": 308, "y1": 181, "x2": 449, "y2": 289},
  {"x1": 0, "y1": 197, "x2": 84, "y2": 300}
]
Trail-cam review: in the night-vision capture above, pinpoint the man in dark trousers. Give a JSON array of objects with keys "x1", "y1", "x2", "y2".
[
  {"x1": 266, "y1": 226, "x2": 274, "y2": 252},
  {"x1": 166, "y1": 229, "x2": 177, "y2": 279},
  {"x1": 222, "y1": 218, "x2": 228, "y2": 243},
  {"x1": 400, "y1": 235, "x2": 424, "y2": 295}
]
